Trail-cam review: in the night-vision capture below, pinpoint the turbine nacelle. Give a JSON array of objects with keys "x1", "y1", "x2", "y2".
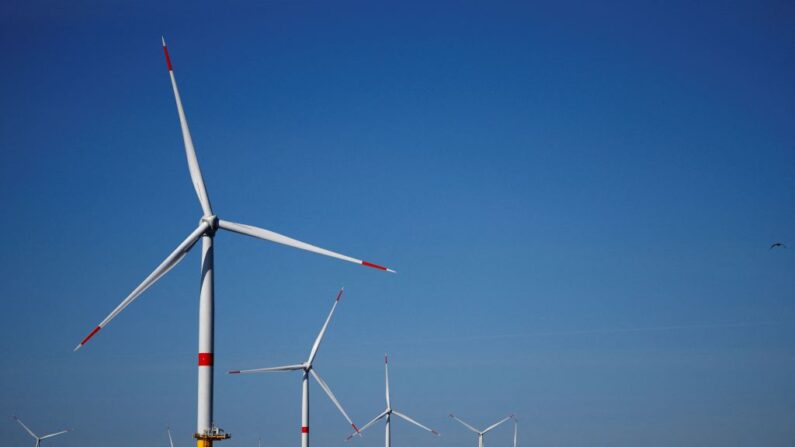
[{"x1": 200, "y1": 215, "x2": 220, "y2": 233}]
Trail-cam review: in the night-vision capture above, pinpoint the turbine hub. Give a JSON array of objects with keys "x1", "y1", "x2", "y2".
[{"x1": 200, "y1": 215, "x2": 220, "y2": 234}]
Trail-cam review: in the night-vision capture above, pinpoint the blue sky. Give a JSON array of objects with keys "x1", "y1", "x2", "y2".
[{"x1": 1, "y1": 1, "x2": 794, "y2": 446}]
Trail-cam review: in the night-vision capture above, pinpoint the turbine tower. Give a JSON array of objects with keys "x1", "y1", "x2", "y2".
[
  {"x1": 75, "y1": 38, "x2": 394, "y2": 447},
  {"x1": 229, "y1": 288, "x2": 359, "y2": 447},
  {"x1": 12, "y1": 416, "x2": 70, "y2": 447},
  {"x1": 449, "y1": 414, "x2": 513, "y2": 447},
  {"x1": 347, "y1": 355, "x2": 439, "y2": 447}
]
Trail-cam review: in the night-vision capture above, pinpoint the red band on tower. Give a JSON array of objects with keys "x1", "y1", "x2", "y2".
[
  {"x1": 198, "y1": 353, "x2": 214, "y2": 366},
  {"x1": 301, "y1": 426, "x2": 309, "y2": 433}
]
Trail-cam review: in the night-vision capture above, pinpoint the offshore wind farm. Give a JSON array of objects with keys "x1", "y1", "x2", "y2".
[{"x1": 2, "y1": 2, "x2": 794, "y2": 447}]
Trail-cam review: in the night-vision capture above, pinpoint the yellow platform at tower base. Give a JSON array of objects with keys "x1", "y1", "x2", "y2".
[{"x1": 195, "y1": 431, "x2": 231, "y2": 447}]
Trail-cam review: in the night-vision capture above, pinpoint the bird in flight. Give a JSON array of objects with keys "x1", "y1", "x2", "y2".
[{"x1": 770, "y1": 242, "x2": 786, "y2": 250}]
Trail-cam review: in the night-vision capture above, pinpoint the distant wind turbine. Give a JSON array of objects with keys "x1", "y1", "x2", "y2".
[
  {"x1": 12, "y1": 416, "x2": 70, "y2": 447},
  {"x1": 74, "y1": 37, "x2": 394, "y2": 447},
  {"x1": 167, "y1": 427, "x2": 176, "y2": 447},
  {"x1": 229, "y1": 288, "x2": 359, "y2": 447},
  {"x1": 449, "y1": 414, "x2": 513, "y2": 447},
  {"x1": 347, "y1": 355, "x2": 439, "y2": 446}
]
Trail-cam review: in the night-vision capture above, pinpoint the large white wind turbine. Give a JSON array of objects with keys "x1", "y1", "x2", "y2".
[
  {"x1": 74, "y1": 38, "x2": 394, "y2": 447},
  {"x1": 228, "y1": 288, "x2": 359, "y2": 447},
  {"x1": 12, "y1": 416, "x2": 70, "y2": 447},
  {"x1": 449, "y1": 414, "x2": 513, "y2": 447},
  {"x1": 347, "y1": 355, "x2": 439, "y2": 447}
]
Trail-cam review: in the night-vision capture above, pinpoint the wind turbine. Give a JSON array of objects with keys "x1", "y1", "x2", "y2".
[
  {"x1": 74, "y1": 38, "x2": 394, "y2": 447},
  {"x1": 449, "y1": 414, "x2": 513, "y2": 447},
  {"x1": 167, "y1": 427, "x2": 176, "y2": 447},
  {"x1": 347, "y1": 355, "x2": 439, "y2": 447},
  {"x1": 228, "y1": 288, "x2": 359, "y2": 447},
  {"x1": 12, "y1": 416, "x2": 70, "y2": 447}
]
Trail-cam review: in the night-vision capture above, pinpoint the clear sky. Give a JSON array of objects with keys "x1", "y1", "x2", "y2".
[{"x1": 1, "y1": 1, "x2": 794, "y2": 446}]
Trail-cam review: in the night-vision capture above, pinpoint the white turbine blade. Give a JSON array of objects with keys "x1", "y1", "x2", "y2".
[
  {"x1": 346, "y1": 410, "x2": 387, "y2": 441},
  {"x1": 161, "y1": 37, "x2": 212, "y2": 216},
  {"x1": 392, "y1": 411, "x2": 439, "y2": 436},
  {"x1": 306, "y1": 288, "x2": 344, "y2": 365},
  {"x1": 513, "y1": 420, "x2": 518, "y2": 447},
  {"x1": 218, "y1": 219, "x2": 395, "y2": 273},
  {"x1": 449, "y1": 414, "x2": 480, "y2": 434},
  {"x1": 483, "y1": 415, "x2": 513, "y2": 434},
  {"x1": 74, "y1": 222, "x2": 209, "y2": 351},
  {"x1": 228, "y1": 364, "x2": 305, "y2": 374},
  {"x1": 40, "y1": 430, "x2": 70, "y2": 440},
  {"x1": 384, "y1": 354, "x2": 390, "y2": 408},
  {"x1": 13, "y1": 416, "x2": 38, "y2": 439},
  {"x1": 167, "y1": 427, "x2": 175, "y2": 447},
  {"x1": 310, "y1": 369, "x2": 359, "y2": 433}
]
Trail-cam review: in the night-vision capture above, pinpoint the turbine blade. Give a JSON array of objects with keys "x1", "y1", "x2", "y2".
[
  {"x1": 228, "y1": 363, "x2": 306, "y2": 374},
  {"x1": 483, "y1": 415, "x2": 513, "y2": 434},
  {"x1": 346, "y1": 410, "x2": 387, "y2": 440},
  {"x1": 513, "y1": 419, "x2": 518, "y2": 447},
  {"x1": 306, "y1": 288, "x2": 344, "y2": 365},
  {"x1": 162, "y1": 37, "x2": 213, "y2": 216},
  {"x1": 392, "y1": 411, "x2": 439, "y2": 436},
  {"x1": 168, "y1": 427, "x2": 175, "y2": 447},
  {"x1": 218, "y1": 219, "x2": 395, "y2": 272},
  {"x1": 449, "y1": 414, "x2": 480, "y2": 434},
  {"x1": 74, "y1": 222, "x2": 209, "y2": 351},
  {"x1": 384, "y1": 354, "x2": 391, "y2": 408},
  {"x1": 40, "y1": 430, "x2": 70, "y2": 440},
  {"x1": 12, "y1": 416, "x2": 37, "y2": 439},
  {"x1": 310, "y1": 369, "x2": 359, "y2": 433}
]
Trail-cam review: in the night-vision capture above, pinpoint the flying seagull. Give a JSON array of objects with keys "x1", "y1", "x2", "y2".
[{"x1": 770, "y1": 242, "x2": 786, "y2": 250}]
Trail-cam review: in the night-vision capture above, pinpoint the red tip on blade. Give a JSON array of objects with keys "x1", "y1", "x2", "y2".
[
  {"x1": 432, "y1": 430, "x2": 439, "y2": 436},
  {"x1": 228, "y1": 370, "x2": 240, "y2": 374},
  {"x1": 362, "y1": 261, "x2": 388, "y2": 271},
  {"x1": 352, "y1": 423, "x2": 360, "y2": 433},
  {"x1": 384, "y1": 354, "x2": 389, "y2": 364},
  {"x1": 79, "y1": 326, "x2": 101, "y2": 347},
  {"x1": 336, "y1": 288, "x2": 344, "y2": 302},
  {"x1": 163, "y1": 45, "x2": 173, "y2": 71}
]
